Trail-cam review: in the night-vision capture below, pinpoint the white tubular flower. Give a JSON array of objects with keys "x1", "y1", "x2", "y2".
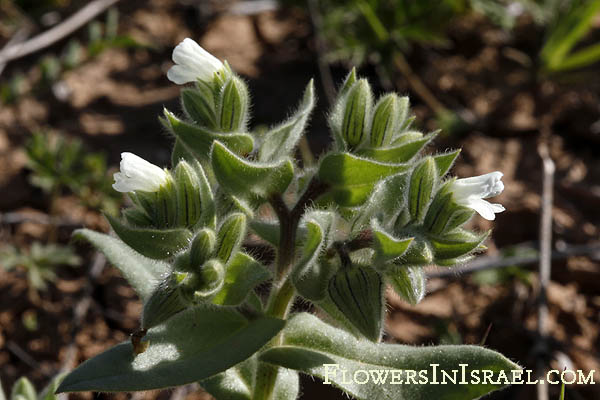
[
  {"x1": 113, "y1": 152, "x2": 168, "y2": 193},
  {"x1": 451, "y1": 172, "x2": 505, "y2": 221},
  {"x1": 167, "y1": 38, "x2": 223, "y2": 84}
]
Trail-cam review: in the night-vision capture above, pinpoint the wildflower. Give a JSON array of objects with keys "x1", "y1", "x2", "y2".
[
  {"x1": 113, "y1": 152, "x2": 168, "y2": 193},
  {"x1": 167, "y1": 38, "x2": 223, "y2": 84},
  {"x1": 451, "y1": 172, "x2": 505, "y2": 220}
]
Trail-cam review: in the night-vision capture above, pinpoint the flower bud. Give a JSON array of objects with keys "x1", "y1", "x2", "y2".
[
  {"x1": 399, "y1": 238, "x2": 433, "y2": 265},
  {"x1": 370, "y1": 94, "x2": 399, "y2": 148},
  {"x1": 408, "y1": 157, "x2": 437, "y2": 222},
  {"x1": 194, "y1": 259, "x2": 225, "y2": 300},
  {"x1": 142, "y1": 272, "x2": 195, "y2": 329},
  {"x1": 386, "y1": 265, "x2": 425, "y2": 305},
  {"x1": 328, "y1": 265, "x2": 383, "y2": 341},
  {"x1": 425, "y1": 180, "x2": 474, "y2": 235},
  {"x1": 190, "y1": 228, "x2": 217, "y2": 269},
  {"x1": 218, "y1": 76, "x2": 249, "y2": 132},
  {"x1": 113, "y1": 152, "x2": 168, "y2": 193},
  {"x1": 216, "y1": 213, "x2": 247, "y2": 264},
  {"x1": 341, "y1": 79, "x2": 372, "y2": 149},
  {"x1": 167, "y1": 38, "x2": 224, "y2": 85},
  {"x1": 174, "y1": 161, "x2": 203, "y2": 228}
]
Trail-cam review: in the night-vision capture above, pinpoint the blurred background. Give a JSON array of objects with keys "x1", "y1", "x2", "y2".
[{"x1": 0, "y1": 0, "x2": 599, "y2": 399}]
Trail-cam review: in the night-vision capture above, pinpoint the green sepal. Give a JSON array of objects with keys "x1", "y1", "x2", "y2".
[
  {"x1": 105, "y1": 214, "x2": 192, "y2": 260},
  {"x1": 386, "y1": 265, "x2": 426, "y2": 305},
  {"x1": 318, "y1": 152, "x2": 409, "y2": 207},
  {"x1": 352, "y1": 173, "x2": 408, "y2": 230},
  {"x1": 190, "y1": 228, "x2": 217, "y2": 269},
  {"x1": 328, "y1": 265, "x2": 383, "y2": 341},
  {"x1": 171, "y1": 138, "x2": 197, "y2": 167},
  {"x1": 72, "y1": 229, "x2": 169, "y2": 301},
  {"x1": 399, "y1": 238, "x2": 434, "y2": 265},
  {"x1": 358, "y1": 132, "x2": 436, "y2": 163},
  {"x1": 216, "y1": 213, "x2": 247, "y2": 264},
  {"x1": 408, "y1": 157, "x2": 437, "y2": 222},
  {"x1": 218, "y1": 75, "x2": 249, "y2": 132},
  {"x1": 433, "y1": 149, "x2": 461, "y2": 177},
  {"x1": 259, "y1": 313, "x2": 520, "y2": 400},
  {"x1": 371, "y1": 221, "x2": 413, "y2": 264},
  {"x1": 212, "y1": 252, "x2": 272, "y2": 306},
  {"x1": 341, "y1": 79, "x2": 372, "y2": 149},
  {"x1": 161, "y1": 109, "x2": 254, "y2": 162},
  {"x1": 211, "y1": 142, "x2": 294, "y2": 201},
  {"x1": 435, "y1": 254, "x2": 475, "y2": 267},
  {"x1": 38, "y1": 372, "x2": 66, "y2": 400},
  {"x1": 250, "y1": 220, "x2": 281, "y2": 247},
  {"x1": 425, "y1": 180, "x2": 474, "y2": 235},
  {"x1": 56, "y1": 306, "x2": 285, "y2": 393},
  {"x1": 430, "y1": 230, "x2": 489, "y2": 260},
  {"x1": 259, "y1": 80, "x2": 315, "y2": 162},
  {"x1": 292, "y1": 211, "x2": 336, "y2": 301},
  {"x1": 10, "y1": 378, "x2": 36, "y2": 400},
  {"x1": 369, "y1": 94, "x2": 399, "y2": 148},
  {"x1": 391, "y1": 129, "x2": 422, "y2": 146},
  {"x1": 174, "y1": 161, "x2": 203, "y2": 229},
  {"x1": 181, "y1": 86, "x2": 217, "y2": 129},
  {"x1": 338, "y1": 67, "x2": 357, "y2": 98}
]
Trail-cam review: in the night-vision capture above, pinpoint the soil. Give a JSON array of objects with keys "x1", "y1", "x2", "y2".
[{"x1": 0, "y1": 1, "x2": 599, "y2": 399}]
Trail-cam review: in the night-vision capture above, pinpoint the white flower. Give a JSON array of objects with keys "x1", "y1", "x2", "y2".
[
  {"x1": 450, "y1": 172, "x2": 506, "y2": 221},
  {"x1": 113, "y1": 152, "x2": 168, "y2": 193},
  {"x1": 167, "y1": 38, "x2": 223, "y2": 84}
]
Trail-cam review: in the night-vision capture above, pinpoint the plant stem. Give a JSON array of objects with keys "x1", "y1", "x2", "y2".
[{"x1": 254, "y1": 177, "x2": 329, "y2": 399}]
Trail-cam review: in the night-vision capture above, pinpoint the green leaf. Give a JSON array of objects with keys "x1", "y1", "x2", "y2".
[
  {"x1": 292, "y1": 211, "x2": 336, "y2": 301},
  {"x1": 162, "y1": 109, "x2": 254, "y2": 162},
  {"x1": 73, "y1": 229, "x2": 169, "y2": 301},
  {"x1": 10, "y1": 378, "x2": 36, "y2": 400},
  {"x1": 371, "y1": 222, "x2": 413, "y2": 264},
  {"x1": 212, "y1": 142, "x2": 294, "y2": 200},
  {"x1": 212, "y1": 252, "x2": 271, "y2": 306},
  {"x1": 319, "y1": 152, "x2": 409, "y2": 206},
  {"x1": 272, "y1": 367, "x2": 300, "y2": 400},
  {"x1": 39, "y1": 373, "x2": 66, "y2": 400},
  {"x1": 358, "y1": 132, "x2": 436, "y2": 163},
  {"x1": 259, "y1": 80, "x2": 315, "y2": 162},
  {"x1": 250, "y1": 220, "x2": 281, "y2": 247},
  {"x1": 433, "y1": 150, "x2": 461, "y2": 177},
  {"x1": 57, "y1": 306, "x2": 285, "y2": 393},
  {"x1": 430, "y1": 230, "x2": 489, "y2": 260},
  {"x1": 106, "y1": 214, "x2": 192, "y2": 260},
  {"x1": 260, "y1": 313, "x2": 520, "y2": 400},
  {"x1": 386, "y1": 265, "x2": 426, "y2": 305}
]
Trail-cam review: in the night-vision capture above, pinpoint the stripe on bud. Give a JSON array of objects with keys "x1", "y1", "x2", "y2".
[
  {"x1": 370, "y1": 94, "x2": 399, "y2": 148},
  {"x1": 408, "y1": 157, "x2": 437, "y2": 222},
  {"x1": 341, "y1": 79, "x2": 372, "y2": 149},
  {"x1": 216, "y1": 213, "x2": 247, "y2": 264},
  {"x1": 424, "y1": 180, "x2": 475, "y2": 235},
  {"x1": 218, "y1": 76, "x2": 248, "y2": 132},
  {"x1": 328, "y1": 265, "x2": 383, "y2": 341},
  {"x1": 175, "y1": 161, "x2": 203, "y2": 228}
]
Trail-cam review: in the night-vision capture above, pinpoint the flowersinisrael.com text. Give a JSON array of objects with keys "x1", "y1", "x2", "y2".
[{"x1": 322, "y1": 364, "x2": 596, "y2": 386}]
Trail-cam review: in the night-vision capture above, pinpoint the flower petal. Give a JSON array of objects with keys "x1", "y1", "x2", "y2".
[{"x1": 465, "y1": 198, "x2": 498, "y2": 221}]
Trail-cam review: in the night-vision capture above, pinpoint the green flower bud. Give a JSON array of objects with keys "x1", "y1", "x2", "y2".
[
  {"x1": 338, "y1": 67, "x2": 357, "y2": 98},
  {"x1": 216, "y1": 213, "x2": 247, "y2": 264},
  {"x1": 174, "y1": 161, "x2": 203, "y2": 228},
  {"x1": 328, "y1": 264, "x2": 383, "y2": 341},
  {"x1": 370, "y1": 94, "x2": 399, "y2": 148},
  {"x1": 142, "y1": 272, "x2": 196, "y2": 329},
  {"x1": 190, "y1": 228, "x2": 217, "y2": 269},
  {"x1": 341, "y1": 79, "x2": 372, "y2": 149},
  {"x1": 408, "y1": 157, "x2": 437, "y2": 222},
  {"x1": 425, "y1": 180, "x2": 474, "y2": 235},
  {"x1": 181, "y1": 86, "x2": 217, "y2": 129},
  {"x1": 218, "y1": 75, "x2": 248, "y2": 132},
  {"x1": 194, "y1": 259, "x2": 225, "y2": 299}
]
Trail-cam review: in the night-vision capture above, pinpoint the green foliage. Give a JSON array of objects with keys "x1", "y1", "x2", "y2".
[
  {"x1": 0, "y1": 373, "x2": 65, "y2": 400},
  {"x1": 25, "y1": 132, "x2": 121, "y2": 214},
  {"x1": 61, "y1": 50, "x2": 515, "y2": 400},
  {"x1": 0, "y1": 242, "x2": 80, "y2": 293}
]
